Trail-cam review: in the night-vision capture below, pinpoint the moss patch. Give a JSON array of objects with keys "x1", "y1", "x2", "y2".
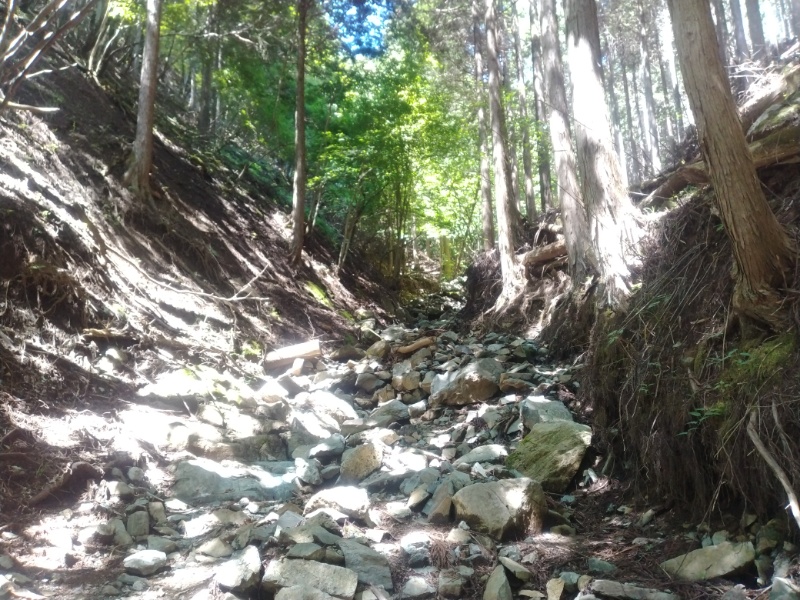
[{"x1": 305, "y1": 281, "x2": 333, "y2": 308}]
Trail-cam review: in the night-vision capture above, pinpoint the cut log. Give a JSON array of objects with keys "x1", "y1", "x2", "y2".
[
  {"x1": 740, "y1": 64, "x2": 800, "y2": 135},
  {"x1": 520, "y1": 239, "x2": 566, "y2": 266},
  {"x1": 640, "y1": 125, "x2": 800, "y2": 209},
  {"x1": 264, "y1": 340, "x2": 321, "y2": 369},
  {"x1": 397, "y1": 337, "x2": 435, "y2": 354}
]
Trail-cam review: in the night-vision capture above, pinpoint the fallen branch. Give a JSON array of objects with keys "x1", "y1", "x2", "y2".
[
  {"x1": 746, "y1": 409, "x2": 800, "y2": 532},
  {"x1": 520, "y1": 238, "x2": 566, "y2": 266},
  {"x1": 740, "y1": 64, "x2": 800, "y2": 135},
  {"x1": 28, "y1": 461, "x2": 103, "y2": 506},
  {"x1": 397, "y1": 336, "x2": 435, "y2": 354},
  {"x1": 264, "y1": 339, "x2": 321, "y2": 369}
]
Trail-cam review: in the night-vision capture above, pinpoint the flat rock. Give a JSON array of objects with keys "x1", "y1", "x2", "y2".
[
  {"x1": 216, "y1": 546, "x2": 262, "y2": 594},
  {"x1": 402, "y1": 576, "x2": 435, "y2": 599},
  {"x1": 304, "y1": 487, "x2": 371, "y2": 521},
  {"x1": 337, "y1": 539, "x2": 393, "y2": 591},
  {"x1": 588, "y1": 579, "x2": 680, "y2": 600},
  {"x1": 262, "y1": 558, "x2": 358, "y2": 599},
  {"x1": 771, "y1": 577, "x2": 800, "y2": 600},
  {"x1": 429, "y1": 359, "x2": 503, "y2": 406},
  {"x1": 123, "y1": 550, "x2": 167, "y2": 577},
  {"x1": 484, "y1": 565, "x2": 512, "y2": 600},
  {"x1": 275, "y1": 586, "x2": 338, "y2": 600},
  {"x1": 520, "y1": 396, "x2": 573, "y2": 428},
  {"x1": 453, "y1": 478, "x2": 546, "y2": 540},
  {"x1": 172, "y1": 458, "x2": 297, "y2": 504},
  {"x1": 453, "y1": 444, "x2": 508, "y2": 466},
  {"x1": 660, "y1": 541, "x2": 755, "y2": 581},
  {"x1": 340, "y1": 442, "x2": 384, "y2": 483},
  {"x1": 498, "y1": 556, "x2": 531, "y2": 582},
  {"x1": 506, "y1": 421, "x2": 592, "y2": 493}
]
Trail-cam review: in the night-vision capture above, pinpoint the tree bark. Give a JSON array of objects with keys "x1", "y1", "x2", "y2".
[
  {"x1": 603, "y1": 33, "x2": 628, "y2": 186},
  {"x1": 638, "y1": 0, "x2": 661, "y2": 175},
  {"x1": 529, "y1": 0, "x2": 553, "y2": 213},
  {"x1": 652, "y1": 13, "x2": 677, "y2": 151},
  {"x1": 486, "y1": 0, "x2": 523, "y2": 304},
  {"x1": 567, "y1": 0, "x2": 639, "y2": 306},
  {"x1": 745, "y1": 0, "x2": 767, "y2": 61},
  {"x1": 621, "y1": 55, "x2": 642, "y2": 183},
  {"x1": 473, "y1": 0, "x2": 496, "y2": 251},
  {"x1": 730, "y1": 0, "x2": 750, "y2": 62},
  {"x1": 513, "y1": 1, "x2": 536, "y2": 222},
  {"x1": 124, "y1": 0, "x2": 162, "y2": 202},
  {"x1": 541, "y1": 0, "x2": 594, "y2": 281},
  {"x1": 710, "y1": 0, "x2": 730, "y2": 66},
  {"x1": 791, "y1": 0, "x2": 800, "y2": 39},
  {"x1": 671, "y1": 0, "x2": 795, "y2": 328},
  {"x1": 290, "y1": 0, "x2": 310, "y2": 265}
]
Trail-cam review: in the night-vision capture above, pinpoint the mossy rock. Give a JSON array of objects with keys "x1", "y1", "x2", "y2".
[{"x1": 507, "y1": 421, "x2": 592, "y2": 493}]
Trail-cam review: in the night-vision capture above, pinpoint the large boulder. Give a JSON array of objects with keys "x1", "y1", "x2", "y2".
[
  {"x1": 452, "y1": 478, "x2": 546, "y2": 540},
  {"x1": 660, "y1": 542, "x2": 755, "y2": 581},
  {"x1": 216, "y1": 546, "x2": 263, "y2": 594},
  {"x1": 429, "y1": 358, "x2": 504, "y2": 407},
  {"x1": 339, "y1": 442, "x2": 384, "y2": 483},
  {"x1": 506, "y1": 421, "x2": 591, "y2": 492},
  {"x1": 262, "y1": 559, "x2": 358, "y2": 599}
]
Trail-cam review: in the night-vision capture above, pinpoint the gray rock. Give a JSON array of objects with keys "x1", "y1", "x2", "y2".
[
  {"x1": 275, "y1": 585, "x2": 337, "y2": 600},
  {"x1": 172, "y1": 458, "x2": 297, "y2": 504},
  {"x1": 287, "y1": 543, "x2": 326, "y2": 561},
  {"x1": 109, "y1": 518, "x2": 134, "y2": 546},
  {"x1": 123, "y1": 550, "x2": 167, "y2": 576},
  {"x1": 304, "y1": 487, "x2": 371, "y2": 522},
  {"x1": 198, "y1": 537, "x2": 234, "y2": 557},
  {"x1": 498, "y1": 556, "x2": 531, "y2": 582},
  {"x1": 520, "y1": 396, "x2": 573, "y2": 428},
  {"x1": 309, "y1": 435, "x2": 346, "y2": 461},
  {"x1": 370, "y1": 399, "x2": 410, "y2": 427},
  {"x1": 587, "y1": 557, "x2": 617, "y2": 575},
  {"x1": 401, "y1": 576, "x2": 435, "y2": 599},
  {"x1": 356, "y1": 373, "x2": 383, "y2": 393},
  {"x1": 366, "y1": 340, "x2": 391, "y2": 360},
  {"x1": 340, "y1": 442, "x2": 384, "y2": 483},
  {"x1": 296, "y1": 457, "x2": 323, "y2": 485},
  {"x1": 588, "y1": 579, "x2": 680, "y2": 600},
  {"x1": 216, "y1": 546, "x2": 263, "y2": 594},
  {"x1": 126, "y1": 511, "x2": 150, "y2": 538},
  {"x1": 453, "y1": 444, "x2": 508, "y2": 466},
  {"x1": 438, "y1": 567, "x2": 473, "y2": 598},
  {"x1": 337, "y1": 539, "x2": 393, "y2": 591},
  {"x1": 452, "y1": 478, "x2": 546, "y2": 540},
  {"x1": 771, "y1": 577, "x2": 800, "y2": 600},
  {"x1": 506, "y1": 421, "x2": 592, "y2": 493},
  {"x1": 262, "y1": 558, "x2": 358, "y2": 599},
  {"x1": 484, "y1": 565, "x2": 512, "y2": 600},
  {"x1": 660, "y1": 541, "x2": 755, "y2": 581},
  {"x1": 429, "y1": 358, "x2": 503, "y2": 407},
  {"x1": 148, "y1": 501, "x2": 167, "y2": 524},
  {"x1": 147, "y1": 536, "x2": 177, "y2": 554}
]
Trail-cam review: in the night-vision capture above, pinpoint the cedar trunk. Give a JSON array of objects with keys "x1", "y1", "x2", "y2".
[
  {"x1": 745, "y1": 0, "x2": 767, "y2": 61},
  {"x1": 730, "y1": 0, "x2": 750, "y2": 62},
  {"x1": 473, "y1": 0, "x2": 496, "y2": 251},
  {"x1": 541, "y1": 0, "x2": 594, "y2": 280},
  {"x1": 513, "y1": 1, "x2": 536, "y2": 221},
  {"x1": 125, "y1": 0, "x2": 162, "y2": 201},
  {"x1": 529, "y1": 0, "x2": 553, "y2": 213},
  {"x1": 290, "y1": 0, "x2": 309, "y2": 265},
  {"x1": 671, "y1": 0, "x2": 795, "y2": 328}
]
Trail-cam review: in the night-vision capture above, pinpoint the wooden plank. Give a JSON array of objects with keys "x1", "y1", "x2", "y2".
[{"x1": 264, "y1": 340, "x2": 321, "y2": 369}]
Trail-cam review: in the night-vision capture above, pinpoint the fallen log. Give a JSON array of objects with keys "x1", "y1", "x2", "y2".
[
  {"x1": 740, "y1": 64, "x2": 800, "y2": 135},
  {"x1": 521, "y1": 239, "x2": 567, "y2": 266},
  {"x1": 640, "y1": 124, "x2": 800, "y2": 209},
  {"x1": 264, "y1": 339, "x2": 321, "y2": 369},
  {"x1": 397, "y1": 336, "x2": 435, "y2": 354}
]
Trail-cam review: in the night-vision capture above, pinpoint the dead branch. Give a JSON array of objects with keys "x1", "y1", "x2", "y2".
[
  {"x1": 521, "y1": 239, "x2": 567, "y2": 266},
  {"x1": 740, "y1": 64, "x2": 800, "y2": 135},
  {"x1": 264, "y1": 339, "x2": 321, "y2": 369},
  {"x1": 28, "y1": 460, "x2": 103, "y2": 506},
  {"x1": 397, "y1": 336, "x2": 435, "y2": 354}
]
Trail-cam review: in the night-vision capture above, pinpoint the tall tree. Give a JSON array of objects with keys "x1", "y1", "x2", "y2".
[
  {"x1": 791, "y1": 0, "x2": 800, "y2": 39},
  {"x1": 730, "y1": 0, "x2": 750, "y2": 62},
  {"x1": 473, "y1": 0, "x2": 496, "y2": 251},
  {"x1": 486, "y1": 0, "x2": 523, "y2": 304},
  {"x1": 670, "y1": 0, "x2": 795, "y2": 327},
  {"x1": 529, "y1": 0, "x2": 553, "y2": 213},
  {"x1": 541, "y1": 0, "x2": 594, "y2": 280},
  {"x1": 603, "y1": 32, "x2": 628, "y2": 185},
  {"x1": 290, "y1": 0, "x2": 311, "y2": 265},
  {"x1": 710, "y1": 0, "x2": 730, "y2": 66},
  {"x1": 566, "y1": 0, "x2": 639, "y2": 305},
  {"x1": 124, "y1": 0, "x2": 163, "y2": 201},
  {"x1": 745, "y1": 0, "x2": 767, "y2": 61},
  {"x1": 637, "y1": 0, "x2": 661, "y2": 175},
  {"x1": 512, "y1": 1, "x2": 536, "y2": 221}
]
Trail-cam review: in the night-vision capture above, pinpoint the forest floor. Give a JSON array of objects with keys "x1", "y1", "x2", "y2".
[{"x1": 0, "y1": 51, "x2": 799, "y2": 600}]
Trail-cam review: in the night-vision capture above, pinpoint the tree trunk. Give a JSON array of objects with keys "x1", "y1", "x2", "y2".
[
  {"x1": 710, "y1": 0, "x2": 730, "y2": 66},
  {"x1": 652, "y1": 11, "x2": 680, "y2": 147},
  {"x1": 473, "y1": 0, "x2": 496, "y2": 251},
  {"x1": 290, "y1": 0, "x2": 310, "y2": 265},
  {"x1": 603, "y1": 33, "x2": 628, "y2": 186},
  {"x1": 567, "y1": 0, "x2": 639, "y2": 306},
  {"x1": 530, "y1": 0, "x2": 553, "y2": 213},
  {"x1": 124, "y1": 0, "x2": 162, "y2": 202},
  {"x1": 671, "y1": 0, "x2": 795, "y2": 328},
  {"x1": 486, "y1": 0, "x2": 523, "y2": 303},
  {"x1": 745, "y1": 0, "x2": 767, "y2": 61},
  {"x1": 621, "y1": 55, "x2": 642, "y2": 183},
  {"x1": 638, "y1": 0, "x2": 661, "y2": 175},
  {"x1": 513, "y1": 1, "x2": 536, "y2": 221},
  {"x1": 730, "y1": 0, "x2": 750, "y2": 62},
  {"x1": 791, "y1": 0, "x2": 800, "y2": 39},
  {"x1": 541, "y1": 0, "x2": 594, "y2": 280}
]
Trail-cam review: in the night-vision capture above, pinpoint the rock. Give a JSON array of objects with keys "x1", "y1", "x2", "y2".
[
  {"x1": 588, "y1": 579, "x2": 680, "y2": 600},
  {"x1": 425, "y1": 472, "x2": 472, "y2": 523},
  {"x1": 756, "y1": 518, "x2": 787, "y2": 554},
  {"x1": 340, "y1": 442, "x2": 384, "y2": 483},
  {"x1": 484, "y1": 565, "x2": 512, "y2": 600},
  {"x1": 287, "y1": 543, "x2": 326, "y2": 561},
  {"x1": 771, "y1": 577, "x2": 800, "y2": 600},
  {"x1": 198, "y1": 537, "x2": 234, "y2": 558},
  {"x1": 498, "y1": 556, "x2": 531, "y2": 582},
  {"x1": 126, "y1": 511, "x2": 150, "y2": 538},
  {"x1": 276, "y1": 586, "x2": 338, "y2": 600},
  {"x1": 123, "y1": 550, "x2": 167, "y2": 576},
  {"x1": 453, "y1": 444, "x2": 508, "y2": 466},
  {"x1": 438, "y1": 567, "x2": 473, "y2": 598},
  {"x1": 216, "y1": 546, "x2": 263, "y2": 594},
  {"x1": 429, "y1": 359, "x2": 503, "y2": 406},
  {"x1": 520, "y1": 396, "x2": 573, "y2": 428},
  {"x1": 356, "y1": 373, "x2": 383, "y2": 393},
  {"x1": 309, "y1": 435, "x2": 346, "y2": 461},
  {"x1": 366, "y1": 340, "x2": 391, "y2": 360},
  {"x1": 546, "y1": 578, "x2": 565, "y2": 600},
  {"x1": 147, "y1": 536, "x2": 178, "y2": 554},
  {"x1": 452, "y1": 478, "x2": 546, "y2": 540},
  {"x1": 587, "y1": 557, "x2": 617, "y2": 575},
  {"x1": 172, "y1": 458, "x2": 297, "y2": 504},
  {"x1": 304, "y1": 487, "x2": 371, "y2": 522},
  {"x1": 337, "y1": 539, "x2": 394, "y2": 591},
  {"x1": 401, "y1": 576, "x2": 435, "y2": 599},
  {"x1": 262, "y1": 559, "x2": 358, "y2": 600},
  {"x1": 660, "y1": 541, "x2": 755, "y2": 581},
  {"x1": 506, "y1": 421, "x2": 592, "y2": 493},
  {"x1": 400, "y1": 531, "x2": 431, "y2": 567},
  {"x1": 296, "y1": 458, "x2": 323, "y2": 485},
  {"x1": 330, "y1": 346, "x2": 365, "y2": 362}
]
